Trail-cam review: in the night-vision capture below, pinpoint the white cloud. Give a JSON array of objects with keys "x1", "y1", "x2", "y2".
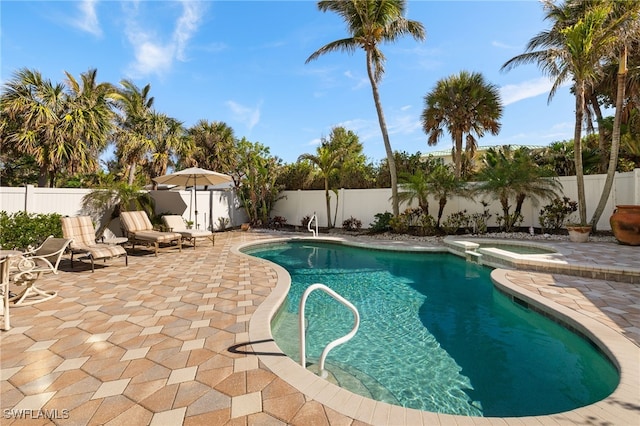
[
  {"x1": 72, "y1": 0, "x2": 102, "y2": 37},
  {"x1": 499, "y1": 77, "x2": 556, "y2": 105},
  {"x1": 226, "y1": 100, "x2": 261, "y2": 131},
  {"x1": 125, "y1": 1, "x2": 205, "y2": 78}
]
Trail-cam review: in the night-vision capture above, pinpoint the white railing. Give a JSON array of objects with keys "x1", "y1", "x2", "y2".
[
  {"x1": 299, "y1": 283, "x2": 360, "y2": 378},
  {"x1": 307, "y1": 212, "x2": 318, "y2": 237}
]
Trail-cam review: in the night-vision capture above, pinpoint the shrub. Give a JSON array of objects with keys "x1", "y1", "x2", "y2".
[
  {"x1": 342, "y1": 216, "x2": 362, "y2": 231},
  {"x1": 469, "y1": 204, "x2": 492, "y2": 234},
  {"x1": 496, "y1": 212, "x2": 524, "y2": 232},
  {"x1": 441, "y1": 210, "x2": 470, "y2": 235},
  {"x1": 218, "y1": 217, "x2": 230, "y2": 231},
  {"x1": 389, "y1": 214, "x2": 409, "y2": 234},
  {"x1": 538, "y1": 197, "x2": 578, "y2": 233},
  {"x1": 369, "y1": 212, "x2": 393, "y2": 233},
  {"x1": 270, "y1": 216, "x2": 287, "y2": 229},
  {"x1": 301, "y1": 215, "x2": 312, "y2": 228},
  {"x1": 0, "y1": 211, "x2": 63, "y2": 250}
]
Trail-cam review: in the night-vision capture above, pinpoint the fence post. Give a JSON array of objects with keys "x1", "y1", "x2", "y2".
[{"x1": 24, "y1": 185, "x2": 35, "y2": 213}]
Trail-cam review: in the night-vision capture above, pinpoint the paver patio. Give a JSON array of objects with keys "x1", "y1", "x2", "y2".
[{"x1": 1, "y1": 231, "x2": 638, "y2": 425}]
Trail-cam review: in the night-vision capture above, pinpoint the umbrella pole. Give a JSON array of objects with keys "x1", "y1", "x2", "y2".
[{"x1": 194, "y1": 176, "x2": 199, "y2": 229}]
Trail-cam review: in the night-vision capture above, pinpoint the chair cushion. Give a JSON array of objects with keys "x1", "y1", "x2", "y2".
[
  {"x1": 72, "y1": 243, "x2": 126, "y2": 259},
  {"x1": 162, "y1": 215, "x2": 187, "y2": 231},
  {"x1": 132, "y1": 230, "x2": 182, "y2": 244},
  {"x1": 120, "y1": 211, "x2": 154, "y2": 232},
  {"x1": 61, "y1": 216, "x2": 98, "y2": 247}
]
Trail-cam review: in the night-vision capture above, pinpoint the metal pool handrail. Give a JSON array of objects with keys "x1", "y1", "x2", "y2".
[
  {"x1": 299, "y1": 283, "x2": 360, "y2": 378},
  {"x1": 307, "y1": 212, "x2": 318, "y2": 237}
]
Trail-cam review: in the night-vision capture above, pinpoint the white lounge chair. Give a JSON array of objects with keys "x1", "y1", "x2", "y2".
[{"x1": 162, "y1": 215, "x2": 215, "y2": 249}]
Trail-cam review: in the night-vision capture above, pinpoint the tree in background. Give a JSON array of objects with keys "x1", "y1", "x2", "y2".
[
  {"x1": 306, "y1": 0, "x2": 425, "y2": 217},
  {"x1": 185, "y1": 120, "x2": 238, "y2": 175},
  {"x1": 421, "y1": 70, "x2": 503, "y2": 179}
]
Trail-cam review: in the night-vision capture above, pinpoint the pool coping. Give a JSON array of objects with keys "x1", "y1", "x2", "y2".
[{"x1": 238, "y1": 236, "x2": 640, "y2": 425}]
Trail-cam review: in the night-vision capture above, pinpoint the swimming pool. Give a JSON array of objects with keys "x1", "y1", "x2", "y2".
[{"x1": 244, "y1": 241, "x2": 618, "y2": 417}]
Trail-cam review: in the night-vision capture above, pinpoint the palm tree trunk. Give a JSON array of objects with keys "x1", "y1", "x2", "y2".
[
  {"x1": 366, "y1": 51, "x2": 399, "y2": 216},
  {"x1": 128, "y1": 162, "x2": 136, "y2": 186},
  {"x1": 324, "y1": 177, "x2": 332, "y2": 228},
  {"x1": 454, "y1": 130, "x2": 464, "y2": 178},
  {"x1": 590, "y1": 46, "x2": 627, "y2": 230},
  {"x1": 574, "y1": 82, "x2": 587, "y2": 224}
]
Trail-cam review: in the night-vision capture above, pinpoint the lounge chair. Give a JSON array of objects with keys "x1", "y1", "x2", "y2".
[
  {"x1": 10, "y1": 236, "x2": 72, "y2": 305},
  {"x1": 61, "y1": 216, "x2": 128, "y2": 272},
  {"x1": 120, "y1": 211, "x2": 182, "y2": 256},
  {"x1": 162, "y1": 215, "x2": 215, "y2": 249}
]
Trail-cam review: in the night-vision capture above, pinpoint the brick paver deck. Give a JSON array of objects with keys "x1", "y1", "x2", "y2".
[{"x1": 1, "y1": 231, "x2": 638, "y2": 425}]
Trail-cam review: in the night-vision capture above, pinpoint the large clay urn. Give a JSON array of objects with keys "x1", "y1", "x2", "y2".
[{"x1": 610, "y1": 205, "x2": 640, "y2": 246}]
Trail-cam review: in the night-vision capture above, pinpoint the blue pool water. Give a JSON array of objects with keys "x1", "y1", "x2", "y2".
[{"x1": 243, "y1": 241, "x2": 618, "y2": 417}]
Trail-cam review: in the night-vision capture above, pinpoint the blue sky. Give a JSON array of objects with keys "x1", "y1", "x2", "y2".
[{"x1": 2, "y1": 0, "x2": 578, "y2": 164}]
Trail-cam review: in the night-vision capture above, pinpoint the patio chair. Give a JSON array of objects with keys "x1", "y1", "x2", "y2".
[
  {"x1": 61, "y1": 216, "x2": 128, "y2": 272},
  {"x1": 10, "y1": 236, "x2": 72, "y2": 305},
  {"x1": 162, "y1": 215, "x2": 215, "y2": 249},
  {"x1": 120, "y1": 211, "x2": 182, "y2": 256}
]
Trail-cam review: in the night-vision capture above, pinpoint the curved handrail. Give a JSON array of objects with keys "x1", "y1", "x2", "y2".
[
  {"x1": 299, "y1": 283, "x2": 360, "y2": 378},
  {"x1": 307, "y1": 212, "x2": 318, "y2": 237}
]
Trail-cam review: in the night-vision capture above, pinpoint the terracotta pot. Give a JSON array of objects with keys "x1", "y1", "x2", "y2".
[
  {"x1": 566, "y1": 225, "x2": 591, "y2": 243},
  {"x1": 610, "y1": 205, "x2": 640, "y2": 246}
]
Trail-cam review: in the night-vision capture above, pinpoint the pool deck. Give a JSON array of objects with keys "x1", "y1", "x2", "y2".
[{"x1": 1, "y1": 230, "x2": 638, "y2": 425}]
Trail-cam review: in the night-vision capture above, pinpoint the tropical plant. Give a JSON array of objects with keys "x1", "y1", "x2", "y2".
[
  {"x1": 369, "y1": 212, "x2": 393, "y2": 233},
  {"x1": 145, "y1": 112, "x2": 188, "y2": 185},
  {"x1": 306, "y1": 0, "x2": 425, "y2": 216},
  {"x1": 112, "y1": 79, "x2": 155, "y2": 186},
  {"x1": 297, "y1": 127, "x2": 355, "y2": 228},
  {"x1": 426, "y1": 163, "x2": 468, "y2": 227},
  {"x1": 234, "y1": 139, "x2": 284, "y2": 226},
  {"x1": 441, "y1": 210, "x2": 470, "y2": 235},
  {"x1": 421, "y1": 70, "x2": 503, "y2": 178},
  {"x1": 81, "y1": 181, "x2": 154, "y2": 238},
  {"x1": 501, "y1": 0, "x2": 629, "y2": 225},
  {"x1": 185, "y1": 120, "x2": 238, "y2": 174},
  {"x1": 1, "y1": 68, "x2": 115, "y2": 187},
  {"x1": 474, "y1": 146, "x2": 561, "y2": 231},
  {"x1": 397, "y1": 170, "x2": 431, "y2": 215},
  {"x1": 538, "y1": 196, "x2": 578, "y2": 233},
  {"x1": 342, "y1": 216, "x2": 362, "y2": 231}
]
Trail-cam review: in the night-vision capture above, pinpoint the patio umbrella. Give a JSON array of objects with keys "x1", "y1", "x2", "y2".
[{"x1": 153, "y1": 167, "x2": 232, "y2": 229}]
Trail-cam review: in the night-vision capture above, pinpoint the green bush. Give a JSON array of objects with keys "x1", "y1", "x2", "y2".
[
  {"x1": 369, "y1": 212, "x2": 393, "y2": 233},
  {"x1": 0, "y1": 211, "x2": 63, "y2": 250}
]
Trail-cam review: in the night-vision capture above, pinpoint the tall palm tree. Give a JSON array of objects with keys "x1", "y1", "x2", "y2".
[
  {"x1": 426, "y1": 163, "x2": 467, "y2": 228},
  {"x1": 112, "y1": 79, "x2": 154, "y2": 185},
  {"x1": 590, "y1": 1, "x2": 640, "y2": 228},
  {"x1": 501, "y1": 0, "x2": 621, "y2": 224},
  {"x1": 421, "y1": 71, "x2": 503, "y2": 178},
  {"x1": 306, "y1": 0, "x2": 425, "y2": 216}
]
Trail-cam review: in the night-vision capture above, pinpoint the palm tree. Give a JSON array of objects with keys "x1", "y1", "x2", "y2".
[
  {"x1": 306, "y1": 0, "x2": 425, "y2": 217},
  {"x1": 81, "y1": 181, "x2": 154, "y2": 239},
  {"x1": 397, "y1": 170, "x2": 431, "y2": 215},
  {"x1": 63, "y1": 69, "x2": 117, "y2": 178},
  {"x1": 146, "y1": 112, "x2": 188, "y2": 187},
  {"x1": 421, "y1": 71, "x2": 503, "y2": 178},
  {"x1": 474, "y1": 146, "x2": 561, "y2": 231},
  {"x1": 1, "y1": 68, "x2": 68, "y2": 187},
  {"x1": 426, "y1": 163, "x2": 467, "y2": 228},
  {"x1": 298, "y1": 142, "x2": 346, "y2": 229},
  {"x1": 501, "y1": 0, "x2": 621, "y2": 225},
  {"x1": 590, "y1": 1, "x2": 640, "y2": 228},
  {"x1": 112, "y1": 79, "x2": 155, "y2": 186},
  {"x1": 185, "y1": 120, "x2": 238, "y2": 174}
]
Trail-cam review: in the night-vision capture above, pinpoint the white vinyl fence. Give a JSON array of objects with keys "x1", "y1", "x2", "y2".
[
  {"x1": 271, "y1": 169, "x2": 640, "y2": 232},
  {"x1": 1, "y1": 169, "x2": 638, "y2": 233}
]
